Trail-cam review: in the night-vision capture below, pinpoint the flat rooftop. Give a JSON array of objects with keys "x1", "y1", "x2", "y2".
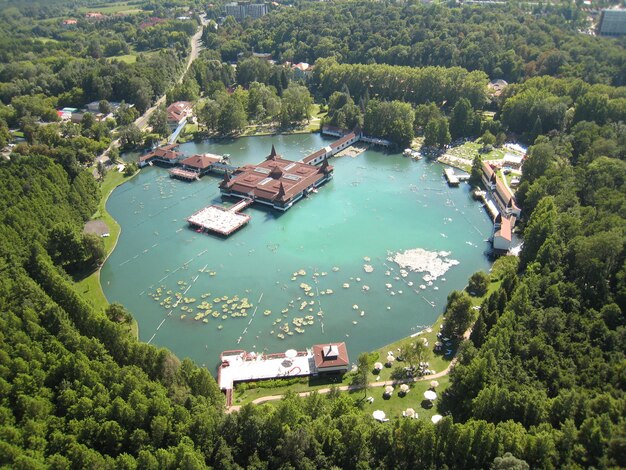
[
  {"x1": 219, "y1": 350, "x2": 314, "y2": 390},
  {"x1": 187, "y1": 205, "x2": 250, "y2": 236}
]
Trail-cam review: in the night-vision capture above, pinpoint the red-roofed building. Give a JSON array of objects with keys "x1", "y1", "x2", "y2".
[
  {"x1": 220, "y1": 145, "x2": 333, "y2": 211},
  {"x1": 62, "y1": 19, "x2": 77, "y2": 26},
  {"x1": 481, "y1": 161, "x2": 497, "y2": 190},
  {"x1": 179, "y1": 153, "x2": 225, "y2": 175},
  {"x1": 167, "y1": 101, "x2": 193, "y2": 128},
  {"x1": 312, "y1": 343, "x2": 350, "y2": 373},
  {"x1": 138, "y1": 144, "x2": 183, "y2": 167},
  {"x1": 85, "y1": 12, "x2": 105, "y2": 19},
  {"x1": 493, "y1": 214, "x2": 513, "y2": 251}
]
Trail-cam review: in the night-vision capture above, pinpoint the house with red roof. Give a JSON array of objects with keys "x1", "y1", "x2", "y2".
[
  {"x1": 167, "y1": 101, "x2": 193, "y2": 128},
  {"x1": 312, "y1": 343, "x2": 350, "y2": 374}
]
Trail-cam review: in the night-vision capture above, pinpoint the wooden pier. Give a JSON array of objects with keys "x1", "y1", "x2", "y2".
[
  {"x1": 187, "y1": 198, "x2": 253, "y2": 237},
  {"x1": 169, "y1": 167, "x2": 199, "y2": 181},
  {"x1": 443, "y1": 168, "x2": 469, "y2": 187}
]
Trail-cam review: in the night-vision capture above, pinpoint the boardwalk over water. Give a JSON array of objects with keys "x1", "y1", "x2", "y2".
[{"x1": 187, "y1": 199, "x2": 253, "y2": 236}]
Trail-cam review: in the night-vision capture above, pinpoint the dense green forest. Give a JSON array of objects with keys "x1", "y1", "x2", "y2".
[
  {"x1": 1, "y1": 0, "x2": 625, "y2": 468},
  {"x1": 209, "y1": 1, "x2": 626, "y2": 85}
]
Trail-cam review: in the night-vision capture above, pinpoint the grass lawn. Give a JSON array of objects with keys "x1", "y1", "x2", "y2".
[
  {"x1": 73, "y1": 169, "x2": 139, "y2": 338},
  {"x1": 241, "y1": 104, "x2": 326, "y2": 137},
  {"x1": 355, "y1": 375, "x2": 450, "y2": 422},
  {"x1": 448, "y1": 140, "x2": 506, "y2": 162},
  {"x1": 233, "y1": 373, "x2": 353, "y2": 406},
  {"x1": 78, "y1": 2, "x2": 142, "y2": 14},
  {"x1": 108, "y1": 54, "x2": 137, "y2": 64}
]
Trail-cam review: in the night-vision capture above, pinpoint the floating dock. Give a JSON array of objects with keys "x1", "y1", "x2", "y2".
[
  {"x1": 187, "y1": 199, "x2": 253, "y2": 236},
  {"x1": 443, "y1": 168, "x2": 469, "y2": 186}
]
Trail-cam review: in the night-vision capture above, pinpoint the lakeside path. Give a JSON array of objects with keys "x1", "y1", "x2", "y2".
[{"x1": 226, "y1": 328, "x2": 472, "y2": 414}]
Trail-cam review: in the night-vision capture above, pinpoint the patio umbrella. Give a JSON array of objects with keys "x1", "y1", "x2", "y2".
[
  {"x1": 430, "y1": 380, "x2": 439, "y2": 389},
  {"x1": 400, "y1": 384, "x2": 410, "y2": 393},
  {"x1": 424, "y1": 390, "x2": 437, "y2": 401},
  {"x1": 386, "y1": 355, "x2": 395, "y2": 364},
  {"x1": 284, "y1": 349, "x2": 297, "y2": 360},
  {"x1": 384, "y1": 385, "x2": 394, "y2": 395},
  {"x1": 405, "y1": 408, "x2": 416, "y2": 418},
  {"x1": 431, "y1": 414, "x2": 443, "y2": 424},
  {"x1": 372, "y1": 410, "x2": 386, "y2": 421},
  {"x1": 374, "y1": 362, "x2": 383, "y2": 371}
]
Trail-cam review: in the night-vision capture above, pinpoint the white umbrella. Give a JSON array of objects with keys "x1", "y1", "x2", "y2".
[
  {"x1": 285, "y1": 349, "x2": 297, "y2": 360},
  {"x1": 431, "y1": 414, "x2": 443, "y2": 424},
  {"x1": 384, "y1": 385, "x2": 394, "y2": 394},
  {"x1": 405, "y1": 408, "x2": 416, "y2": 418},
  {"x1": 374, "y1": 362, "x2": 383, "y2": 371},
  {"x1": 386, "y1": 355, "x2": 395, "y2": 364},
  {"x1": 424, "y1": 390, "x2": 437, "y2": 401},
  {"x1": 430, "y1": 380, "x2": 439, "y2": 389},
  {"x1": 400, "y1": 384, "x2": 410, "y2": 393},
  {"x1": 372, "y1": 410, "x2": 386, "y2": 421}
]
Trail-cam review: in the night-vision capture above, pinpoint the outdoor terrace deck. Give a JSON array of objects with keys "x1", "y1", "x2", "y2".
[
  {"x1": 218, "y1": 349, "x2": 314, "y2": 392},
  {"x1": 187, "y1": 203, "x2": 251, "y2": 236}
]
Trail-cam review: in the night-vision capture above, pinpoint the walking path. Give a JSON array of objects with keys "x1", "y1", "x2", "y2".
[{"x1": 226, "y1": 327, "x2": 472, "y2": 413}]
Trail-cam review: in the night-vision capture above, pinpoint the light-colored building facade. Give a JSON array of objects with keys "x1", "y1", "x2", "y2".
[{"x1": 599, "y1": 9, "x2": 626, "y2": 36}]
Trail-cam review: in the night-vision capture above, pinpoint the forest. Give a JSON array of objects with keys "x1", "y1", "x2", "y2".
[
  {"x1": 210, "y1": 1, "x2": 626, "y2": 86},
  {"x1": 0, "y1": 0, "x2": 625, "y2": 468}
]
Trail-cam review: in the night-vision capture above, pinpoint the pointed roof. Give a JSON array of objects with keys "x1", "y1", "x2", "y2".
[
  {"x1": 269, "y1": 165, "x2": 283, "y2": 179},
  {"x1": 276, "y1": 182, "x2": 286, "y2": 200},
  {"x1": 318, "y1": 156, "x2": 331, "y2": 174},
  {"x1": 220, "y1": 171, "x2": 231, "y2": 187},
  {"x1": 267, "y1": 145, "x2": 279, "y2": 160}
]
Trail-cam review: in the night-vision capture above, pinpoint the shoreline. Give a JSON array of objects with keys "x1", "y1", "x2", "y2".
[{"x1": 76, "y1": 168, "x2": 140, "y2": 339}]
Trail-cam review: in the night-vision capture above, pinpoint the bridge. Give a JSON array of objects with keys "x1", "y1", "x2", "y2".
[{"x1": 210, "y1": 162, "x2": 239, "y2": 173}]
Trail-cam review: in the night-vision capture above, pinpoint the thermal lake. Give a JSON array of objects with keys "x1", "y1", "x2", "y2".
[{"x1": 102, "y1": 133, "x2": 493, "y2": 372}]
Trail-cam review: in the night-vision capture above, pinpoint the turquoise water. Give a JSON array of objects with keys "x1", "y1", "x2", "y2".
[{"x1": 102, "y1": 134, "x2": 493, "y2": 372}]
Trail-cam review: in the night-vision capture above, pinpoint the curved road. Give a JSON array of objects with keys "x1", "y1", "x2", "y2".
[
  {"x1": 100, "y1": 16, "x2": 207, "y2": 161},
  {"x1": 134, "y1": 16, "x2": 207, "y2": 131}
]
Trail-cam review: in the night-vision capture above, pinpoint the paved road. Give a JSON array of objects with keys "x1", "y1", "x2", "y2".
[
  {"x1": 134, "y1": 17, "x2": 207, "y2": 131},
  {"x1": 101, "y1": 17, "x2": 207, "y2": 161}
]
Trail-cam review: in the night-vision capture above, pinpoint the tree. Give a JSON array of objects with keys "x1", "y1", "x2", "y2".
[
  {"x1": 118, "y1": 124, "x2": 143, "y2": 149},
  {"x1": 82, "y1": 233, "x2": 106, "y2": 267},
  {"x1": 442, "y1": 291, "x2": 473, "y2": 338},
  {"x1": 363, "y1": 99, "x2": 414, "y2": 146},
  {"x1": 47, "y1": 222, "x2": 85, "y2": 267},
  {"x1": 247, "y1": 82, "x2": 280, "y2": 122},
  {"x1": 492, "y1": 452, "x2": 530, "y2": 470},
  {"x1": 149, "y1": 105, "x2": 170, "y2": 137},
  {"x1": 96, "y1": 160, "x2": 107, "y2": 182},
  {"x1": 449, "y1": 98, "x2": 478, "y2": 139},
  {"x1": 280, "y1": 85, "x2": 313, "y2": 126},
  {"x1": 99, "y1": 100, "x2": 112, "y2": 115},
  {"x1": 467, "y1": 271, "x2": 489, "y2": 297},
  {"x1": 401, "y1": 339, "x2": 430, "y2": 372},
  {"x1": 470, "y1": 155, "x2": 483, "y2": 186},
  {"x1": 424, "y1": 117, "x2": 450, "y2": 148},
  {"x1": 480, "y1": 130, "x2": 496, "y2": 149},
  {"x1": 105, "y1": 303, "x2": 133, "y2": 324},
  {"x1": 218, "y1": 95, "x2": 247, "y2": 135},
  {"x1": 353, "y1": 352, "x2": 372, "y2": 398},
  {"x1": 115, "y1": 102, "x2": 139, "y2": 126}
]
